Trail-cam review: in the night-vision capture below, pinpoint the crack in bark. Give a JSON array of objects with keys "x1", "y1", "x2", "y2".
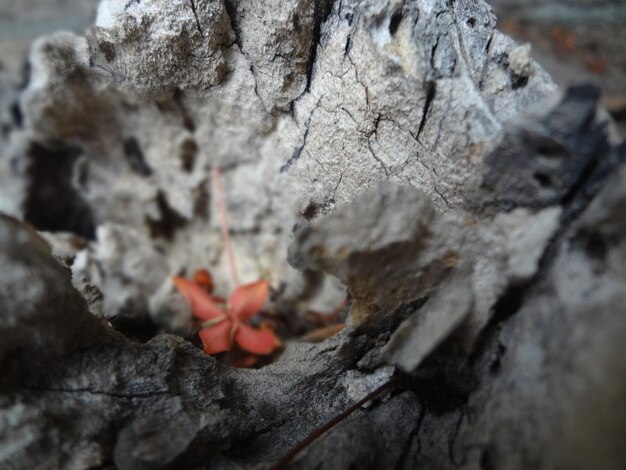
[
  {"x1": 331, "y1": 173, "x2": 343, "y2": 201},
  {"x1": 448, "y1": 0, "x2": 499, "y2": 127},
  {"x1": 340, "y1": 108, "x2": 389, "y2": 175},
  {"x1": 417, "y1": 80, "x2": 436, "y2": 140},
  {"x1": 188, "y1": 0, "x2": 204, "y2": 37},
  {"x1": 430, "y1": 35, "x2": 440, "y2": 70},
  {"x1": 367, "y1": 138, "x2": 390, "y2": 176},
  {"x1": 365, "y1": 115, "x2": 389, "y2": 176},
  {"x1": 223, "y1": 0, "x2": 243, "y2": 51},
  {"x1": 124, "y1": 0, "x2": 140, "y2": 11},
  {"x1": 248, "y1": 63, "x2": 268, "y2": 112},
  {"x1": 343, "y1": 34, "x2": 352, "y2": 58},
  {"x1": 221, "y1": 0, "x2": 270, "y2": 113},
  {"x1": 447, "y1": 407, "x2": 494, "y2": 468},
  {"x1": 394, "y1": 404, "x2": 426, "y2": 469},
  {"x1": 305, "y1": 0, "x2": 335, "y2": 94},
  {"x1": 448, "y1": 407, "x2": 467, "y2": 466},
  {"x1": 347, "y1": 51, "x2": 371, "y2": 111},
  {"x1": 280, "y1": 95, "x2": 325, "y2": 173},
  {"x1": 432, "y1": 86, "x2": 453, "y2": 150},
  {"x1": 449, "y1": 0, "x2": 475, "y2": 82},
  {"x1": 478, "y1": 32, "x2": 494, "y2": 91},
  {"x1": 433, "y1": 184, "x2": 451, "y2": 209}
]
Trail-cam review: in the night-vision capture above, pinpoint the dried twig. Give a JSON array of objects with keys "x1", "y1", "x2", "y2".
[
  {"x1": 212, "y1": 167, "x2": 240, "y2": 288},
  {"x1": 268, "y1": 377, "x2": 399, "y2": 470}
]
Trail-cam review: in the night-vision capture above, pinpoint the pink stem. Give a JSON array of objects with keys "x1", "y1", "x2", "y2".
[{"x1": 212, "y1": 167, "x2": 240, "y2": 288}]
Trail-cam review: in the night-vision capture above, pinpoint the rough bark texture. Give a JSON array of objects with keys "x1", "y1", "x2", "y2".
[{"x1": 0, "y1": 0, "x2": 625, "y2": 469}]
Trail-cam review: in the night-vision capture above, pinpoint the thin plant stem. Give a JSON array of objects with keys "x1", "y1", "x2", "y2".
[
  {"x1": 212, "y1": 167, "x2": 240, "y2": 288},
  {"x1": 268, "y1": 377, "x2": 398, "y2": 470}
]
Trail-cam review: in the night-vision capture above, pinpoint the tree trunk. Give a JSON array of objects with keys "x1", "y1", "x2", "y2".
[{"x1": 0, "y1": 0, "x2": 624, "y2": 469}]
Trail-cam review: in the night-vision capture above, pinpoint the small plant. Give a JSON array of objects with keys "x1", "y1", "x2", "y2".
[
  {"x1": 173, "y1": 276, "x2": 280, "y2": 354},
  {"x1": 173, "y1": 167, "x2": 280, "y2": 357}
]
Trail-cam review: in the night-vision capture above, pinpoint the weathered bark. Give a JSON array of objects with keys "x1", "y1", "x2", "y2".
[{"x1": 0, "y1": 0, "x2": 624, "y2": 469}]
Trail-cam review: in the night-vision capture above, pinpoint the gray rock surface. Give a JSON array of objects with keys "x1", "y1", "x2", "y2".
[{"x1": 0, "y1": 0, "x2": 625, "y2": 468}]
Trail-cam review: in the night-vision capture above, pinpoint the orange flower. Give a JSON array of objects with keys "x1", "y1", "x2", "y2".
[{"x1": 173, "y1": 277, "x2": 280, "y2": 355}]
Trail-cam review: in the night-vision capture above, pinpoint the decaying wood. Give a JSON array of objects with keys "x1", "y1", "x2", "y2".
[{"x1": 0, "y1": 0, "x2": 624, "y2": 469}]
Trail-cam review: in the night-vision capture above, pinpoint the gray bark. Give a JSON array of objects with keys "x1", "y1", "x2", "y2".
[{"x1": 0, "y1": 0, "x2": 624, "y2": 469}]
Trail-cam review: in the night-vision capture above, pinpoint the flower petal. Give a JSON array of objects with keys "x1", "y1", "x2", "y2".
[
  {"x1": 234, "y1": 323, "x2": 280, "y2": 355},
  {"x1": 229, "y1": 280, "x2": 269, "y2": 321},
  {"x1": 199, "y1": 319, "x2": 233, "y2": 354},
  {"x1": 172, "y1": 276, "x2": 226, "y2": 321},
  {"x1": 193, "y1": 268, "x2": 215, "y2": 293}
]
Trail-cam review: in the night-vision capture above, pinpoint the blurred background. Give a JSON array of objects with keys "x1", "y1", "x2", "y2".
[
  {"x1": 1, "y1": 0, "x2": 625, "y2": 127},
  {"x1": 490, "y1": 0, "x2": 626, "y2": 122}
]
